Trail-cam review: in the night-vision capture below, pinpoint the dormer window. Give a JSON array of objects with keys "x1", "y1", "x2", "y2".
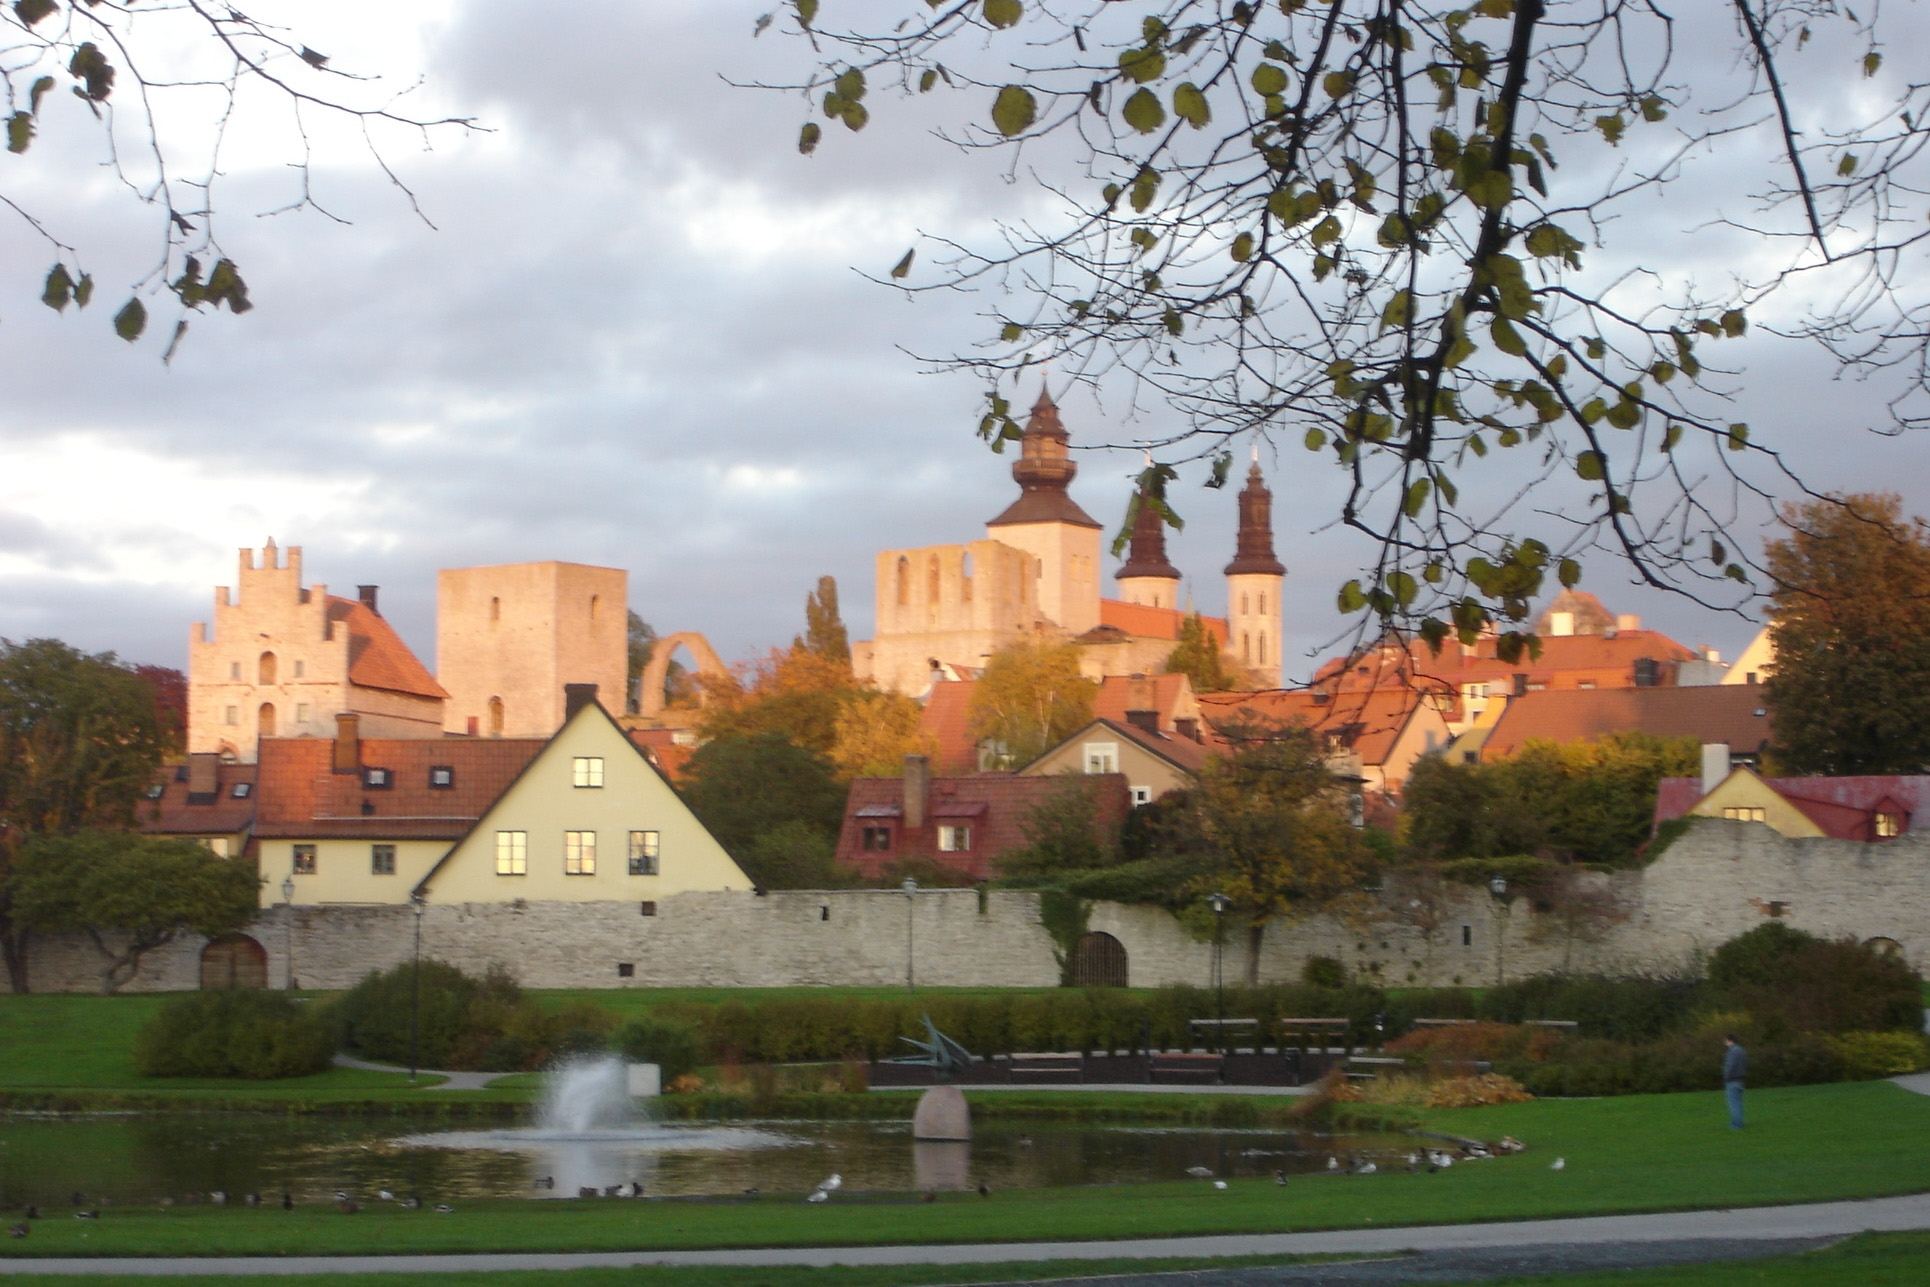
[
  {"x1": 429, "y1": 766, "x2": 455, "y2": 789},
  {"x1": 231, "y1": 782, "x2": 251, "y2": 799},
  {"x1": 1876, "y1": 811, "x2": 1904, "y2": 839},
  {"x1": 363, "y1": 767, "x2": 392, "y2": 789}
]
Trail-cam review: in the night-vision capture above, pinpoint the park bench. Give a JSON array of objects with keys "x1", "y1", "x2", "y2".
[
  {"x1": 1008, "y1": 1052, "x2": 1084, "y2": 1083},
  {"x1": 1188, "y1": 1017, "x2": 1259, "y2": 1051},
  {"x1": 1150, "y1": 1051, "x2": 1224, "y2": 1083}
]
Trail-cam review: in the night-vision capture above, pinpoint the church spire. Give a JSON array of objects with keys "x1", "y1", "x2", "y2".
[
  {"x1": 1224, "y1": 462, "x2": 1286, "y2": 576},
  {"x1": 986, "y1": 383, "x2": 1101, "y2": 530},
  {"x1": 1117, "y1": 489, "x2": 1180, "y2": 583}
]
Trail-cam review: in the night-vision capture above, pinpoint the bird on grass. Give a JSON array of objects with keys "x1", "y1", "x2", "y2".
[
  {"x1": 1185, "y1": 1166, "x2": 1215, "y2": 1179},
  {"x1": 742, "y1": 1187, "x2": 760, "y2": 1197},
  {"x1": 7, "y1": 1224, "x2": 27, "y2": 1239},
  {"x1": 336, "y1": 1199, "x2": 360, "y2": 1215},
  {"x1": 1326, "y1": 1157, "x2": 1340, "y2": 1171},
  {"x1": 806, "y1": 1190, "x2": 829, "y2": 1204},
  {"x1": 533, "y1": 1176, "x2": 555, "y2": 1191},
  {"x1": 977, "y1": 1184, "x2": 991, "y2": 1198},
  {"x1": 210, "y1": 1191, "x2": 228, "y2": 1206},
  {"x1": 1353, "y1": 1161, "x2": 1378, "y2": 1175},
  {"x1": 281, "y1": 1194, "x2": 294, "y2": 1211},
  {"x1": 23, "y1": 1206, "x2": 38, "y2": 1220},
  {"x1": 378, "y1": 1190, "x2": 395, "y2": 1203},
  {"x1": 1212, "y1": 1180, "x2": 1228, "y2": 1191},
  {"x1": 332, "y1": 1191, "x2": 352, "y2": 1204},
  {"x1": 816, "y1": 1174, "x2": 843, "y2": 1193},
  {"x1": 1272, "y1": 1170, "x2": 1289, "y2": 1187},
  {"x1": 400, "y1": 1197, "x2": 422, "y2": 1210},
  {"x1": 434, "y1": 1204, "x2": 454, "y2": 1214},
  {"x1": 74, "y1": 1210, "x2": 99, "y2": 1221},
  {"x1": 1498, "y1": 1136, "x2": 1526, "y2": 1154},
  {"x1": 244, "y1": 1193, "x2": 262, "y2": 1208},
  {"x1": 1550, "y1": 1157, "x2": 1566, "y2": 1171}
]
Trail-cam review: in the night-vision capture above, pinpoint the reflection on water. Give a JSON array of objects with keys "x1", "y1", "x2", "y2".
[{"x1": 0, "y1": 1113, "x2": 1410, "y2": 1208}]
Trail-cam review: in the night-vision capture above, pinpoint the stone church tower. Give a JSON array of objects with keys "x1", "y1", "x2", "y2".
[
  {"x1": 984, "y1": 389, "x2": 1103, "y2": 635},
  {"x1": 1224, "y1": 461, "x2": 1287, "y2": 688},
  {"x1": 1115, "y1": 482, "x2": 1181, "y2": 609}
]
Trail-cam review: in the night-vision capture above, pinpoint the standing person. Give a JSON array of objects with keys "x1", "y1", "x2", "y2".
[{"x1": 1722, "y1": 1034, "x2": 1748, "y2": 1130}]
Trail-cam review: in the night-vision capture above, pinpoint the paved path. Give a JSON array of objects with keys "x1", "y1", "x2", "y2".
[
  {"x1": 1891, "y1": 1072, "x2": 1930, "y2": 1096},
  {"x1": 893, "y1": 1083, "x2": 1315, "y2": 1097},
  {"x1": 5, "y1": 1193, "x2": 1929, "y2": 1276},
  {"x1": 329, "y1": 1054, "x2": 512, "y2": 1091}
]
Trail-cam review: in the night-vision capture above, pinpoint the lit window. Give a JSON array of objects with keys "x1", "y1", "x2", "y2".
[
  {"x1": 371, "y1": 844, "x2": 396, "y2": 875},
  {"x1": 429, "y1": 766, "x2": 454, "y2": 788},
  {"x1": 565, "y1": 830, "x2": 597, "y2": 875},
  {"x1": 292, "y1": 844, "x2": 317, "y2": 875},
  {"x1": 572, "y1": 757, "x2": 604, "y2": 788},
  {"x1": 628, "y1": 830, "x2": 660, "y2": 876},
  {"x1": 495, "y1": 831, "x2": 527, "y2": 876},
  {"x1": 1877, "y1": 812, "x2": 1903, "y2": 838},
  {"x1": 363, "y1": 767, "x2": 391, "y2": 789},
  {"x1": 231, "y1": 782, "x2": 251, "y2": 799},
  {"x1": 224, "y1": 706, "x2": 239, "y2": 726},
  {"x1": 938, "y1": 824, "x2": 972, "y2": 852},
  {"x1": 1721, "y1": 806, "x2": 1767, "y2": 823},
  {"x1": 1084, "y1": 742, "x2": 1118, "y2": 774},
  {"x1": 861, "y1": 826, "x2": 892, "y2": 852}
]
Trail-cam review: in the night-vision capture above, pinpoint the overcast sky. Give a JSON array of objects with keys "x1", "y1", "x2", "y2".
[{"x1": 3, "y1": 0, "x2": 1927, "y2": 685}]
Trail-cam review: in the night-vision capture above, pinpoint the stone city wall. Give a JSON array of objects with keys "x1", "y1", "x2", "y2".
[{"x1": 18, "y1": 819, "x2": 1930, "y2": 993}]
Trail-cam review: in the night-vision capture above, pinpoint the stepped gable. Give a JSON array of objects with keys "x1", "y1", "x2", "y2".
[
  {"x1": 325, "y1": 596, "x2": 449, "y2": 700},
  {"x1": 1223, "y1": 462, "x2": 1286, "y2": 576},
  {"x1": 986, "y1": 388, "x2": 1102, "y2": 530}
]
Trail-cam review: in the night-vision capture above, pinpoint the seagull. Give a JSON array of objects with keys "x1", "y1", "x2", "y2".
[
  {"x1": 1273, "y1": 1170, "x2": 1289, "y2": 1186},
  {"x1": 806, "y1": 1190, "x2": 829, "y2": 1204},
  {"x1": 1550, "y1": 1157, "x2": 1566, "y2": 1171},
  {"x1": 435, "y1": 1204, "x2": 454, "y2": 1214},
  {"x1": 815, "y1": 1174, "x2": 842, "y2": 1193},
  {"x1": 7, "y1": 1224, "x2": 27, "y2": 1238},
  {"x1": 1354, "y1": 1161, "x2": 1378, "y2": 1175},
  {"x1": 332, "y1": 1191, "x2": 352, "y2": 1203},
  {"x1": 210, "y1": 1191, "x2": 228, "y2": 1205},
  {"x1": 1185, "y1": 1166, "x2": 1215, "y2": 1179},
  {"x1": 1498, "y1": 1136, "x2": 1526, "y2": 1153},
  {"x1": 400, "y1": 1197, "x2": 422, "y2": 1210},
  {"x1": 74, "y1": 1210, "x2": 99, "y2": 1220},
  {"x1": 378, "y1": 1190, "x2": 395, "y2": 1202},
  {"x1": 244, "y1": 1193, "x2": 262, "y2": 1207},
  {"x1": 1212, "y1": 1180, "x2": 1228, "y2": 1190},
  {"x1": 1326, "y1": 1156, "x2": 1340, "y2": 1171}
]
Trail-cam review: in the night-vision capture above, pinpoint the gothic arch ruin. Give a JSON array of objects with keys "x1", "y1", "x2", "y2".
[{"x1": 638, "y1": 631, "x2": 730, "y2": 717}]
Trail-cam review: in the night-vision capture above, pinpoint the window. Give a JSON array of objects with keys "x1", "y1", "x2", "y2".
[
  {"x1": 1721, "y1": 806, "x2": 1767, "y2": 823},
  {"x1": 572, "y1": 757, "x2": 604, "y2": 788},
  {"x1": 429, "y1": 766, "x2": 454, "y2": 789},
  {"x1": 371, "y1": 844, "x2": 396, "y2": 875},
  {"x1": 228, "y1": 661, "x2": 241, "y2": 680},
  {"x1": 861, "y1": 826, "x2": 892, "y2": 852},
  {"x1": 639, "y1": 900, "x2": 657, "y2": 917},
  {"x1": 292, "y1": 844, "x2": 317, "y2": 875},
  {"x1": 1084, "y1": 742, "x2": 1118, "y2": 775},
  {"x1": 495, "y1": 831, "x2": 527, "y2": 876},
  {"x1": 231, "y1": 782, "x2": 251, "y2": 799},
  {"x1": 363, "y1": 767, "x2": 392, "y2": 789},
  {"x1": 488, "y1": 697, "x2": 504, "y2": 736},
  {"x1": 257, "y1": 702, "x2": 276, "y2": 738},
  {"x1": 1877, "y1": 812, "x2": 1904, "y2": 838},
  {"x1": 295, "y1": 703, "x2": 309, "y2": 724},
  {"x1": 224, "y1": 706, "x2": 239, "y2": 726},
  {"x1": 565, "y1": 830, "x2": 597, "y2": 875},
  {"x1": 1130, "y1": 785, "x2": 1153, "y2": 806},
  {"x1": 616, "y1": 962, "x2": 634, "y2": 978},
  {"x1": 293, "y1": 660, "x2": 305, "y2": 679},
  {"x1": 258, "y1": 652, "x2": 277, "y2": 685},
  {"x1": 1461, "y1": 924, "x2": 1472, "y2": 947},
  {"x1": 628, "y1": 830, "x2": 660, "y2": 876},
  {"x1": 938, "y1": 824, "x2": 972, "y2": 852}
]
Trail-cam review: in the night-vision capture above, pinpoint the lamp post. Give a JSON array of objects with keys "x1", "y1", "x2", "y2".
[
  {"x1": 409, "y1": 894, "x2": 425, "y2": 1083},
  {"x1": 1206, "y1": 892, "x2": 1230, "y2": 1061},
  {"x1": 1487, "y1": 876, "x2": 1509, "y2": 987},
  {"x1": 902, "y1": 876, "x2": 918, "y2": 992},
  {"x1": 281, "y1": 877, "x2": 295, "y2": 991}
]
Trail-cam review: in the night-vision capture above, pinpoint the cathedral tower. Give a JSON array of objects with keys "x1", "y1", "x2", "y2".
[
  {"x1": 985, "y1": 387, "x2": 1103, "y2": 634},
  {"x1": 1224, "y1": 462, "x2": 1286, "y2": 687},
  {"x1": 1115, "y1": 482, "x2": 1181, "y2": 609}
]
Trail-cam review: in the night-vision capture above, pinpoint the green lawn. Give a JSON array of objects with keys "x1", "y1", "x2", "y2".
[
  {"x1": 6, "y1": 1080, "x2": 1930, "y2": 1259},
  {"x1": 1481, "y1": 1231, "x2": 1930, "y2": 1286}
]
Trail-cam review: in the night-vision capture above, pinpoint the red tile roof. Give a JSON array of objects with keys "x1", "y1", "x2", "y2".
[
  {"x1": 1655, "y1": 773, "x2": 1930, "y2": 841},
  {"x1": 836, "y1": 772, "x2": 1131, "y2": 882},
  {"x1": 1093, "y1": 673, "x2": 1192, "y2": 728},
  {"x1": 626, "y1": 728, "x2": 696, "y2": 781},
  {"x1": 325, "y1": 597, "x2": 448, "y2": 701},
  {"x1": 1197, "y1": 687, "x2": 1432, "y2": 769},
  {"x1": 919, "y1": 679, "x2": 982, "y2": 775},
  {"x1": 254, "y1": 735, "x2": 543, "y2": 840},
  {"x1": 1098, "y1": 599, "x2": 1227, "y2": 643},
  {"x1": 1028, "y1": 716, "x2": 1213, "y2": 775},
  {"x1": 1480, "y1": 683, "x2": 1770, "y2": 761},
  {"x1": 140, "y1": 762, "x2": 258, "y2": 836}
]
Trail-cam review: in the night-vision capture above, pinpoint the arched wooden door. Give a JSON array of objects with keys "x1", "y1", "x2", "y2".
[
  {"x1": 1070, "y1": 931, "x2": 1129, "y2": 988},
  {"x1": 201, "y1": 934, "x2": 268, "y2": 990}
]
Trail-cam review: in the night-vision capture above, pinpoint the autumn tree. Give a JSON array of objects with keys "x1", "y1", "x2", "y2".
[
  {"x1": 831, "y1": 688, "x2": 936, "y2": 779},
  {"x1": 967, "y1": 639, "x2": 1099, "y2": 769},
  {"x1": 1173, "y1": 719, "x2": 1370, "y2": 983},
  {"x1": 0, "y1": 638, "x2": 175, "y2": 991},
  {"x1": 1163, "y1": 611, "x2": 1238, "y2": 693},
  {"x1": 1765, "y1": 493, "x2": 1930, "y2": 775},
  {"x1": 795, "y1": 576, "x2": 852, "y2": 667},
  {"x1": 2, "y1": 0, "x2": 471, "y2": 354},
  {"x1": 697, "y1": 648, "x2": 859, "y2": 757},
  {"x1": 12, "y1": 832, "x2": 259, "y2": 994},
  {"x1": 772, "y1": 2, "x2": 1930, "y2": 643}
]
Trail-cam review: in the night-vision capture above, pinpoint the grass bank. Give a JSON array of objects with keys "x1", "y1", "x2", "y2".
[{"x1": 5, "y1": 1081, "x2": 1929, "y2": 1259}]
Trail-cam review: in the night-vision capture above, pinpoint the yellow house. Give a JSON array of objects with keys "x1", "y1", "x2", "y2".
[
  {"x1": 415, "y1": 690, "x2": 749, "y2": 905},
  {"x1": 1685, "y1": 767, "x2": 1826, "y2": 838}
]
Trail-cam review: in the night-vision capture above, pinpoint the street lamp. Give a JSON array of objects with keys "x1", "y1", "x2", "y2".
[
  {"x1": 901, "y1": 877, "x2": 918, "y2": 992},
  {"x1": 280, "y1": 877, "x2": 295, "y2": 991},
  {"x1": 1206, "y1": 892, "x2": 1230, "y2": 1062},
  {"x1": 409, "y1": 894, "x2": 425, "y2": 1083},
  {"x1": 1487, "y1": 876, "x2": 1510, "y2": 986}
]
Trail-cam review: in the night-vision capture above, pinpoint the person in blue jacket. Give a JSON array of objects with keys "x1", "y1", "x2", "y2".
[{"x1": 1722, "y1": 1035, "x2": 1748, "y2": 1129}]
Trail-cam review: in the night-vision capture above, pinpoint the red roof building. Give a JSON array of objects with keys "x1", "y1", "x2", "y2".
[
  {"x1": 1655, "y1": 771, "x2": 1930, "y2": 842},
  {"x1": 1479, "y1": 683, "x2": 1771, "y2": 762}
]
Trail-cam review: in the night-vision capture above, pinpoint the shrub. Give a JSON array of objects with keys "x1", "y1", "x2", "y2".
[
  {"x1": 1424, "y1": 1073, "x2": 1534, "y2": 1108},
  {"x1": 1386, "y1": 1021, "x2": 1563, "y2": 1066},
  {"x1": 1301, "y1": 956, "x2": 1347, "y2": 988},
  {"x1": 1478, "y1": 973, "x2": 1698, "y2": 1041},
  {"x1": 133, "y1": 990, "x2": 335, "y2": 1079},
  {"x1": 614, "y1": 1017, "x2": 701, "y2": 1082},
  {"x1": 336, "y1": 960, "x2": 616, "y2": 1071},
  {"x1": 1708, "y1": 925, "x2": 1923, "y2": 1037},
  {"x1": 1830, "y1": 1030, "x2": 1930, "y2": 1079}
]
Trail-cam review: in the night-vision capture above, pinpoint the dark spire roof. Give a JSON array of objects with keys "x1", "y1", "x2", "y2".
[
  {"x1": 1224, "y1": 462, "x2": 1286, "y2": 577},
  {"x1": 987, "y1": 385, "x2": 1102, "y2": 530},
  {"x1": 1117, "y1": 485, "x2": 1180, "y2": 582}
]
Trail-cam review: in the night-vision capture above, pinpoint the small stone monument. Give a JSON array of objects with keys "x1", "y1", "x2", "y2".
[{"x1": 912, "y1": 1084, "x2": 971, "y2": 1141}]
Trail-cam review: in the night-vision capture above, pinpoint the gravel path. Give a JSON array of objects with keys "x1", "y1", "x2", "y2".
[{"x1": 329, "y1": 1053, "x2": 511, "y2": 1091}]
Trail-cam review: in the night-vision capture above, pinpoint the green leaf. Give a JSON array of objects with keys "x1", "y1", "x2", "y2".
[
  {"x1": 1662, "y1": 422, "x2": 1682, "y2": 452},
  {"x1": 1387, "y1": 571, "x2": 1418, "y2": 607},
  {"x1": 68, "y1": 41, "x2": 114, "y2": 101},
  {"x1": 1726, "y1": 563, "x2": 1748, "y2": 583},
  {"x1": 1595, "y1": 113, "x2": 1625, "y2": 145},
  {"x1": 1839, "y1": 153, "x2": 1858, "y2": 176},
  {"x1": 1638, "y1": 94, "x2": 1669, "y2": 122},
  {"x1": 1489, "y1": 317, "x2": 1527, "y2": 356},
  {"x1": 1574, "y1": 450, "x2": 1605, "y2": 482},
  {"x1": 798, "y1": 122, "x2": 822, "y2": 154},
  {"x1": 1720, "y1": 309, "x2": 1747, "y2": 337},
  {"x1": 1119, "y1": 46, "x2": 1165, "y2": 83},
  {"x1": 1304, "y1": 427, "x2": 1326, "y2": 451},
  {"x1": 1122, "y1": 87, "x2": 1165, "y2": 133},
  {"x1": 29, "y1": 75, "x2": 55, "y2": 115},
  {"x1": 5, "y1": 112, "x2": 31, "y2": 154},
  {"x1": 890, "y1": 248, "x2": 915, "y2": 279},
  {"x1": 73, "y1": 272, "x2": 92, "y2": 308},
  {"x1": 1230, "y1": 232, "x2": 1254, "y2": 263},
  {"x1": 840, "y1": 101, "x2": 869, "y2": 131},
  {"x1": 1558, "y1": 558, "x2": 1580, "y2": 588},
  {"x1": 1322, "y1": 70, "x2": 1354, "y2": 99},
  {"x1": 1650, "y1": 360, "x2": 1675, "y2": 384},
  {"x1": 835, "y1": 68, "x2": 866, "y2": 101},
  {"x1": 920, "y1": 69, "x2": 938, "y2": 93},
  {"x1": 991, "y1": 85, "x2": 1037, "y2": 136},
  {"x1": 113, "y1": 297, "x2": 146, "y2": 342},
  {"x1": 1380, "y1": 289, "x2": 1412, "y2": 333},
  {"x1": 794, "y1": 0, "x2": 818, "y2": 29},
  {"x1": 1864, "y1": 50, "x2": 1883, "y2": 77},
  {"x1": 1403, "y1": 477, "x2": 1431, "y2": 518},
  {"x1": 983, "y1": 0, "x2": 1022, "y2": 28},
  {"x1": 1172, "y1": 82, "x2": 1209, "y2": 129},
  {"x1": 1727, "y1": 423, "x2": 1749, "y2": 451},
  {"x1": 13, "y1": 0, "x2": 56, "y2": 26},
  {"x1": 1129, "y1": 166, "x2": 1161, "y2": 212},
  {"x1": 1250, "y1": 63, "x2": 1288, "y2": 96},
  {"x1": 1337, "y1": 580, "x2": 1367, "y2": 613},
  {"x1": 1162, "y1": 308, "x2": 1183, "y2": 336},
  {"x1": 1310, "y1": 215, "x2": 1341, "y2": 246},
  {"x1": 40, "y1": 263, "x2": 73, "y2": 311}
]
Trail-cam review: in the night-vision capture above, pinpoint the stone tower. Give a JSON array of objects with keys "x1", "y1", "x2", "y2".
[
  {"x1": 436, "y1": 562, "x2": 628, "y2": 738},
  {"x1": 1224, "y1": 462, "x2": 1287, "y2": 687},
  {"x1": 984, "y1": 387, "x2": 1103, "y2": 634},
  {"x1": 1115, "y1": 482, "x2": 1181, "y2": 609}
]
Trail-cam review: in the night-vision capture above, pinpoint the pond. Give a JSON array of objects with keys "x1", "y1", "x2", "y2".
[{"x1": 0, "y1": 1113, "x2": 1412, "y2": 1208}]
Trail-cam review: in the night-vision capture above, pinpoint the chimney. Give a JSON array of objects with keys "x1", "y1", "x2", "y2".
[
  {"x1": 1175, "y1": 717, "x2": 1200, "y2": 742},
  {"x1": 564, "y1": 683, "x2": 599, "y2": 720},
  {"x1": 1701, "y1": 743, "x2": 1732, "y2": 797},
  {"x1": 903, "y1": 754, "x2": 931, "y2": 831},
  {"x1": 332, "y1": 714, "x2": 361, "y2": 774},
  {"x1": 357, "y1": 585, "x2": 379, "y2": 615},
  {"x1": 1511, "y1": 673, "x2": 1529, "y2": 698},
  {"x1": 1549, "y1": 611, "x2": 1575, "y2": 637},
  {"x1": 187, "y1": 751, "x2": 218, "y2": 798},
  {"x1": 1617, "y1": 613, "x2": 1642, "y2": 633}
]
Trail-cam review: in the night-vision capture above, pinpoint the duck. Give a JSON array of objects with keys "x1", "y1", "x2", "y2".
[
  {"x1": 1498, "y1": 1136, "x2": 1526, "y2": 1154},
  {"x1": 281, "y1": 1193, "x2": 295, "y2": 1211},
  {"x1": 577, "y1": 1187, "x2": 598, "y2": 1200},
  {"x1": 332, "y1": 1191, "x2": 352, "y2": 1204},
  {"x1": 74, "y1": 1210, "x2": 99, "y2": 1220},
  {"x1": 210, "y1": 1191, "x2": 228, "y2": 1206},
  {"x1": 806, "y1": 1190, "x2": 829, "y2": 1204},
  {"x1": 625, "y1": 1181, "x2": 643, "y2": 1198},
  {"x1": 434, "y1": 1204, "x2": 454, "y2": 1214},
  {"x1": 533, "y1": 1176, "x2": 555, "y2": 1191},
  {"x1": 377, "y1": 1190, "x2": 395, "y2": 1203},
  {"x1": 1353, "y1": 1161, "x2": 1378, "y2": 1175},
  {"x1": 244, "y1": 1193, "x2": 262, "y2": 1207},
  {"x1": 1550, "y1": 1157, "x2": 1566, "y2": 1171},
  {"x1": 1273, "y1": 1170, "x2": 1289, "y2": 1186},
  {"x1": 742, "y1": 1187, "x2": 759, "y2": 1197},
  {"x1": 400, "y1": 1196, "x2": 422, "y2": 1210},
  {"x1": 23, "y1": 1205, "x2": 38, "y2": 1220},
  {"x1": 336, "y1": 1199, "x2": 361, "y2": 1215},
  {"x1": 977, "y1": 1183, "x2": 991, "y2": 1198}
]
